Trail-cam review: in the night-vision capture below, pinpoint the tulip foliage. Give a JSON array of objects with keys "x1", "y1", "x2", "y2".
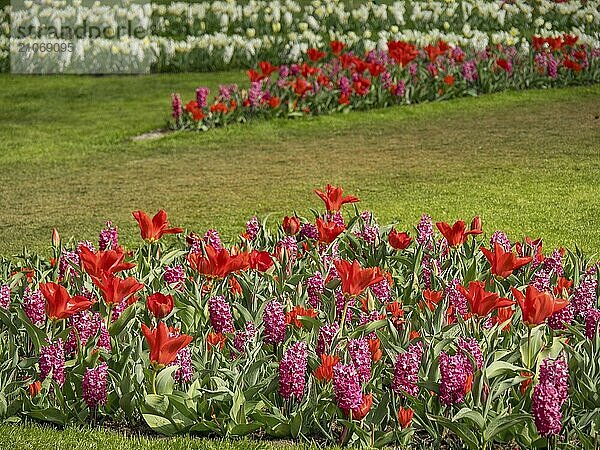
[{"x1": 0, "y1": 187, "x2": 599, "y2": 448}]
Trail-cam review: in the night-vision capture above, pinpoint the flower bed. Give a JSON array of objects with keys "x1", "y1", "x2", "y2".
[
  {"x1": 171, "y1": 37, "x2": 599, "y2": 131},
  {"x1": 1, "y1": 185, "x2": 599, "y2": 448},
  {"x1": 2, "y1": 0, "x2": 599, "y2": 73}
]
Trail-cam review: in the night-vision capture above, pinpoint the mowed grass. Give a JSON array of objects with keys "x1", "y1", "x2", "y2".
[{"x1": 1, "y1": 73, "x2": 599, "y2": 256}]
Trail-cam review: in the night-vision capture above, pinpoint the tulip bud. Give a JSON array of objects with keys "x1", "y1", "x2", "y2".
[
  {"x1": 282, "y1": 216, "x2": 301, "y2": 235},
  {"x1": 147, "y1": 292, "x2": 174, "y2": 320},
  {"x1": 470, "y1": 215, "x2": 482, "y2": 232},
  {"x1": 52, "y1": 228, "x2": 60, "y2": 247},
  {"x1": 29, "y1": 380, "x2": 42, "y2": 398},
  {"x1": 397, "y1": 406, "x2": 414, "y2": 429}
]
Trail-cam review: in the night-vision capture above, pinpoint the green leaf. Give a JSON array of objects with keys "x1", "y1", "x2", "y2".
[
  {"x1": 453, "y1": 408, "x2": 485, "y2": 430},
  {"x1": 110, "y1": 303, "x2": 137, "y2": 337},
  {"x1": 155, "y1": 366, "x2": 178, "y2": 395},
  {"x1": 429, "y1": 415, "x2": 480, "y2": 450},
  {"x1": 485, "y1": 361, "x2": 524, "y2": 379},
  {"x1": 142, "y1": 414, "x2": 178, "y2": 435},
  {"x1": 290, "y1": 411, "x2": 302, "y2": 438},
  {"x1": 229, "y1": 423, "x2": 262, "y2": 436},
  {"x1": 484, "y1": 413, "x2": 531, "y2": 441}
]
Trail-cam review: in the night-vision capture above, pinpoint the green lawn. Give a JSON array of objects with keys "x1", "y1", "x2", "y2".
[{"x1": 1, "y1": 74, "x2": 599, "y2": 257}]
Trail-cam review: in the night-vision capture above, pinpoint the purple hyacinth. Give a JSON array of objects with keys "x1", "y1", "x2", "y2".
[
  {"x1": 380, "y1": 71, "x2": 392, "y2": 89},
  {"x1": 333, "y1": 363, "x2": 363, "y2": 411},
  {"x1": 163, "y1": 265, "x2": 185, "y2": 291},
  {"x1": 416, "y1": 214, "x2": 433, "y2": 246},
  {"x1": 490, "y1": 231, "x2": 511, "y2": 252},
  {"x1": 348, "y1": 338, "x2": 371, "y2": 383},
  {"x1": 445, "y1": 279, "x2": 468, "y2": 318},
  {"x1": 203, "y1": 229, "x2": 223, "y2": 250},
  {"x1": 457, "y1": 337, "x2": 483, "y2": 370},
  {"x1": 278, "y1": 341, "x2": 308, "y2": 400},
  {"x1": 264, "y1": 300, "x2": 286, "y2": 344},
  {"x1": 23, "y1": 287, "x2": 46, "y2": 327},
  {"x1": 172, "y1": 346, "x2": 193, "y2": 383},
  {"x1": 195, "y1": 87, "x2": 209, "y2": 108},
  {"x1": 532, "y1": 357, "x2": 569, "y2": 437},
  {"x1": 248, "y1": 81, "x2": 264, "y2": 108},
  {"x1": 234, "y1": 322, "x2": 257, "y2": 354},
  {"x1": 339, "y1": 76, "x2": 351, "y2": 95},
  {"x1": 336, "y1": 289, "x2": 355, "y2": 322},
  {"x1": 59, "y1": 250, "x2": 79, "y2": 280},
  {"x1": 547, "y1": 55, "x2": 558, "y2": 79},
  {"x1": 39, "y1": 339, "x2": 65, "y2": 387},
  {"x1": 65, "y1": 310, "x2": 111, "y2": 355},
  {"x1": 0, "y1": 285, "x2": 9, "y2": 309},
  {"x1": 392, "y1": 342, "x2": 423, "y2": 397},
  {"x1": 547, "y1": 304, "x2": 574, "y2": 331},
  {"x1": 300, "y1": 222, "x2": 319, "y2": 240},
  {"x1": 277, "y1": 236, "x2": 298, "y2": 264},
  {"x1": 571, "y1": 267, "x2": 598, "y2": 316},
  {"x1": 439, "y1": 351, "x2": 471, "y2": 406},
  {"x1": 307, "y1": 272, "x2": 325, "y2": 308},
  {"x1": 391, "y1": 80, "x2": 406, "y2": 97},
  {"x1": 208, "y1": 296, "x2": 235, "y2": 334},
  {"x1": 171, "y1": 93, "x2": 183, "y2": 120},
  {"x1": 316, "y1": 322, "x2": 339, "y2": 356},
  {"x1": 82, "y1": 362, "x2": 108, "y2": 408},
  {"x1": 585, "y1": 309, "x2": 600, "y2": 339},
  {"x1": 371, "y1": 277, "x2": 391, "y2": 303},
  {"x1": 462, "y1": 60, "x2": 478, "y2": 82},
  {"x1": 98, "y1": 221, "x2": 118, "y2": 251},
  {"x1": 245, "y1": 216, "x2": 260, "y2": 241}
]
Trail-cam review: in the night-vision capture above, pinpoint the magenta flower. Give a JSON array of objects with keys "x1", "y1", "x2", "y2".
[
  {"x1": 264, "y1": 300, "x2": 286, "y2": 344},
  {"x1": 457, "y1": 337, "x2": 483, "y2": 370},
  {"x1": 445, "y1": 279, "x2": 468, "y2": 318},
  {"x1": 203, "y1": 229, "x2": 223, "y2": 250},
  {"x1": 171, "y1": 93, "x2": 183, "y2": 120},
  {"x1": 0, "y1": 284, "x2": 10, "y2": 309},
  {"x1": 333, "y1": 363, "x2": 363, "y2": 411},
  {"x1": 348, "y1": 338, "x2": 371, "y2": 383},
  {"x1": 300, "y1": 223, "x2": 319, "y2": 240},
  {"x1": 98, "y1": 221, "x2": 119, "y2": 251},
  {"x1": 172, "y1": 346, "x2": 193, "y2": 383},
  {"x1": 307, "y1": 272, "x2": 325, "y2": 308},
  {"x1": 532, "y1": 357, "x2": 569, "y2": 437},
  {"x1": 547, "y1": 304, "x2": 574, "y2": 331},
  {"x1": 163, "y1": 265, "x2": 185, "y2": 291},
  {"x1": 82, "y1": 362, "x2": 108, "y2": 408},
  {"x1": 439, "y1": 351, "x2": 470, "y2": 406},
  {"x1": 23, "y1": 287, "x2": 46, "y2": 327},
  {"x1": 65, "y1": 310, "x2": 111, "y2": 355},
  {"x1": 278, "y1": 341, "x2": 308, "y2": 400},
  {"x1": 392, "y1": 342, "x2": 423, "y2": 397},
  {"x1": 208, "y1": 296, "x2": 235, "y2": 334},
  {"x1": 585, "y1": 309, "x2": 600, "y2": 339},
  {"x1": 234, "y1": 322, "x2": 257, "y2": 354},
  {"x1": 316, "y1": 322, "x2": 339, "y2": 356},
  {"x1": 245, "y1": 216, "x2": 260, "y2": 241},
  {"x1": 39, "y1": 339, "x2": 65, "y2": 387},
  {"x1": 370, "y1": 277, "x2": 391, "y2": 303},
  {"x1": 416, "y1": 214, "x2": 433, "y2": 246},
  {"x1": 490, "y1": 231, "x2": 511, "y2": 252},
  {"x1": 572, "y1": 267, "x2": 598, "y2": 315}
]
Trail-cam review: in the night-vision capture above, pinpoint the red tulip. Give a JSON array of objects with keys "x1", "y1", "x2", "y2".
[
  {"x1": 421, "y1": 289, "x2": 443, "y2": 311},
  {"x1": 457, "y1": 281, "x2": 514, "y2": 317},
  {"x1": 493, "y1": 305, "x2": 514, "y2": 331},
  {"x1": 307, "y1": 48, "x2": 326, "y2": 61},
  {"x1": 282, "y1": 216, "x2": 301, "y2": 235},
  {"x1": 330, "y1": 40, "x2": 346, "y2": 54},
  {"x1": 511, "y1": 285, "x2": 569, "y2": 327},
  {"x1": 29, "y1": 381, "x2": 42, "y2": 398},
  {"x1": 229, "y1": 277, "x2": 242, "y2": 296},
  {"x1": 207, "y1": 332, "x2": 226, "y2": 351},
  {"x1": 132, "y1": 210, "x2": 183, "y2": 242},
  {"x1": 553, "y1": 277, "x2": 573, "y2": 298},
  {"x1": 285, "y1": 305, "x2": 318, "y2": 328},
  {"x1": 480, "y1": 243, "x2": 533, "y2": 279},
  {"x1": 368, "y1": 338, "x2": 382, "y2": 362},
  {"x1": 334, "y1": 259, "x2": 384, "y2": 298},
  {"x1": 39, "y1": 282, "x2": 94, "y2": 320},
  {"x1": 397, "y1": 406, "x2": 414, "y2": 429},
  {"x1": 313, "y1": 354, "x2": 340, "y2": 382},
  {"x1": 188, "y1": 245, "x2": 250, "y2": 279},
  {"x1": 94, "y1": 274, "x2": 144, "y2": 306},
  {"x1": 388, "y1": 229, "x2": 412, "y2": 250},
  {"x1": 436, "y1": 220, "x2": 480, "y2": 247},
  {"x1": 147, "y1": 292, "x2": 174, "y2": 319},
  {"x1": 314, "y1": 184, "x2": 359, "y2": 212},
  {"x1": 258, "y1": 60, "x2": 278, "y2": 77},
  {"x1": 141, "y1": 321, "x2": 192, "y2": 368},
  {"x1": 316, "y1": 218, "x2": 345, "y2": 244},
  {"x1": 249, "y1": 250, "x2": 275, "y2": 272},
  {"x1": 51, "y1": 228, "x2": 60, "y2": 247},
  {"x1": 470, "y1": 216, "x2": 482, "y2": 233},
  {"x1": 79, "y1": 246, "x2": 136, "y2": 282}
]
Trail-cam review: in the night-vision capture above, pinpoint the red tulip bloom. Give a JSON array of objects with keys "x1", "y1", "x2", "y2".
[
  {"x1": 307, "y1": 48, "x2": 326, "y2": 61},
  {"x1": 29, "y1": 381, "x2": 42, "y2": 398},
  {"x1": 511, "y1": 285, "x2": 569, "y2": 327},
  {"x1": 141, "y1": 321, "x2": 192, "y2": 368},
  {"x1": 554, "y1": 277, "x2": 573, "y2": 298},
  {"x1": 330, "y1": 40, "x2": 345, "y2": 54},
  {"x1": 421, "y1": 289, "x2": 443, "y2": 311},
  {"x1": 480, "y1": 243, "x2": 533, "y2": 279},
  {"x1": 436, "y1": 220, "x2": 481, "y2": 247},
  {"x1": 334, "y1": 259, "x2": 384, "y2": 298},
  {"x1": 258, "y1": 60, "x2": 278, "y2": 77},
  {"x1": 132, "y1": 210, "x2": 183, "y2": 242},
  {"x1": 249, "y1": 250, "x2": 275, "y2": 272},
  {"x1": 147, "y1": 292, "x2": 174, "y2": 319},
  {"x1": 389, "y1": 229, "x2": 412, "y2": 250},
  {"x1": 314, "y1": 184, "x2": 359, "y2": 212},
  {"x1": 397, "y1": 406, "x2": 414, "y2": 429},
  {"x1": 493, "y1": 305, "x2": 514, "y2": 331},
  {"x1": 207, "y1": 331, "x2": 226, "y2": 351},
  {"x1": 316, "y1": 218, "x2": 345, "y2": 244},
  {"x1": 313, "y1": 354, "x2": 340, "y2": 382},
  {"x1": 368, "y1": 338, "x2": 382, "y2": 362},
  {"x1": 350, "y1": 393, "x2": 372, "y2": 421},
  {"x1": 387, "y1": 41, "x2": 419, "y2": 67},
  {"x1": 470, "y1": 216, "x2": 482, "y2": 233},
  {"x1": 95, "y1": 274, "x2": 144, "y2": 306},
  {"x1": 39, "y1": 282, "x2": 94, "y2": 320},
  {"x1": 285, "y1": 305, "x2": 318, "y2": 328},
  {"x1": 282, "y1": 216, "x2": 300, "y2": 235},
  {"x1": 457, "y1": 281, "x2": 514, "y2": 317},
  {"x1": 79, "y1": 246, "x2": 136, "y2": 282},
  {"x1": 188, "y1": 245, "x2": 250, "y2": 279}
]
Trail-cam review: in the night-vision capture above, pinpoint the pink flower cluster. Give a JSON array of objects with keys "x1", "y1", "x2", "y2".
[
  {"x1": 348, "y1": 338, "x2": 371, "y2": 383},
  {"x1": 263, "y1": 299, "x2": 286, "y2": 344},
  {"x1": 65, "y1": 310, "x2": 111, "y2": 355},
  {"x1": 392, "y1": 342, "x2": 423, "y2": 397},
  {"x1": 208, "y1": 295, "x2": 235, "y2": 334},
  {"x1": 333, "y1": 363, "x2": 363, "y2": 411},
  {"x1": 532, "y1": 357, "x2": 569, "y2": 436},
  {"x1": 278, "y1": 341, "x2": 308, "y2": 400},
  {"x1": 39, "y1": 339, "x2": 65, "y2": 387},
  {"x1": 82, "y1": 362, "x2": 108, "y2": 408}
]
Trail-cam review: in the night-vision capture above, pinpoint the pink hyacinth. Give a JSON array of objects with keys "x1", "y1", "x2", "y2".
[
  {"x1": 335, "y1": 289, "x2": 355, "y2": 322},
  {"x1": 278, "y1": 341, "x2": 308, "y2": 400},
  {"x1": 172, "y1": 346, "x2": 193, "y2": 383},
  {"x1": 65, "y1": 310, "x2": 111, "y2": 355},
  {"x1": 277, "y1": 236, "x2": 298, "y2": 264},
  {"x1": 416, "y1": 214, "x2": 433, "y2": 246},
  {"x1": 23, "y1": 287, "x2": 46, "y2": 327},
  {"x1": 98, "y1": 221, "x2": 118, "y2": 251},
  {"x1": 208, "y1": 296, "x2": 235, "y2": 334},
  {"x1": 439, "y1": 351, "x2": 471, "y2": 406},
  {"x1": 234, "y1": 322, "x2": 257, "y2": 354},
  {"x1": 245, "y1": 216, "x2": 260, "y2": 241},
  {"x1": 532, "y1": 357, "x2": 569, "y2": 437},
  {"x1": 316, "y1": 322, "x2": 339, "y2": 356},
  {"x1": 445, "y1": 279, "x2": 468, "y2": 318},
  {"x1": 171, "y1": 93, "x2": 183, "y2": 120},
  {"x1": 490, "y1": 231, "x2": 511, "y2": 252},
  {"x1": 58, "y1": 250, "x2": 79, "y2": 280},
  {"x1": 392, "y1": 342, "x2": 423, "y2": 397},
  {"x1": 585, "y1": 309, "x2": 600, "y2": 339},
  {"x1": 203, "y1": 229, "x2": 223, "y2": 250},
  {"x1": 300, "y1": 222, "x2": 319, "y2": 240},
  {"x1": 348, "y1": 338, "x2": 371, "y2": 383},
  {"x1": 264, "y1": 300, "x2": 286, "y2": 344},
  {"x1": 163, "y1": 264, "x2": 185, "y2": 291},
  {"x1": 457, "y1": 337, "x2": 483, "y2": 370},
  {"x1": 370, "y1": 277, "x2": 391, "y2": 303},
  {"x1": 39, "y1": 339, "x2": 65, "y2": 387},
  {"x1": 571, "y1": 267, "x2": 598, "y2": 316},
  {"x1": 547, "y1": 304, "x2": 574, "y2": 330},
  {"x1": 82, "y1": 362, "x2": 108, "y2": 408},
  {"x1": 307, "y1": 272, "x2": 325, "y2": 308},
  {"x1": 333, "y1": 363, "x2": 363, "y2": 411},
  {"x1": 0, "y1": 284, "x2": 10, "y2": 309},
  {"x1": 195, "y1": 87, "x2": 209, "y2": 108}
]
